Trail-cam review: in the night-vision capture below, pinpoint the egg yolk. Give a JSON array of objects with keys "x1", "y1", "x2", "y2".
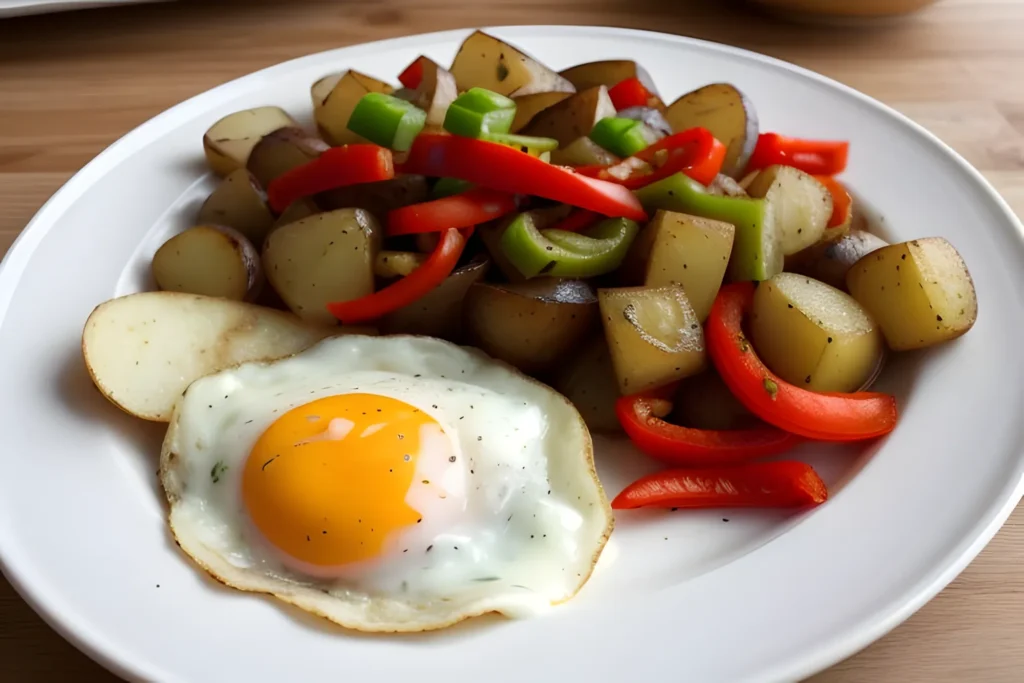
[{"x1": 242, "y1": 393, "x2": 441, "y2": 570}]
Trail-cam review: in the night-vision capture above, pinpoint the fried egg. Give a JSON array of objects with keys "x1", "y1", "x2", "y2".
[{"x1": 159, "y1": 334, "x2": 613, "y2": 631}]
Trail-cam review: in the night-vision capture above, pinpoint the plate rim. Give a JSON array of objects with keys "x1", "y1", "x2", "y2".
[{"x1": 1, "y1": 24, "x2": 1022, "y2": 683}]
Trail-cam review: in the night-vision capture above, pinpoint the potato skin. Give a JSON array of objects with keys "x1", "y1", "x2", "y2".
[
  {"x1": 449, "y1": 30, "x2": 574, "y2": 97},
  {"x1": 203, "y1": 107, "x2": 296, "y2": 177},
  {"x1": 245, "y1": 127, "x2": 329, "y2": 188},
  {"x1": 463, "y1": 279, "x2": 599, "y2": 376},
  {"x1": 196, "y1": 169, "x2": 275, "y2": 246},
  {"x1": 152, "y1": 225, "x2": 262, "y2": 302},
  {"x1": 846, "y1": 238, "x2": 977, "y2": 351},
  {"x1": 520, "y1": 86, "x2": 616, "y2": 148},
  {"x1": 664, "y1": 83, "x2": 758, "y2": 178},
  {"x1": 791, "y1": 229, "x2": 888, "y2": 290},
  {"x1": 263, "y1": 208, "x2": 380, "y2": 325}
]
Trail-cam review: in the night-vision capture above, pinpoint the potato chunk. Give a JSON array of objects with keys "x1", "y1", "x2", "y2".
[
  {"x1": 152, "y1": 225, "x2": 262, "y2": 302},
  {"x1": 846, "y1": 237, "x2": 977, "y2": 351},
  {"x1": 746, "y1": 165, "x2": 832, "y2": 256},
  {"x1": 196, "y1": 169, "x2": 274, "y2": 246},
  {"x1": 312, "y1": 70, "x2": 394, "y2": 146},
  {"x1": 750, "y1": 273, "x2": 884, "y2": 393},
  {"x1": 664, "y1": 84, "x2": 758, "y2": 177},
  {"x1": 463, "y1": 279, "x2": 599, "y2": 375},
  {"x1": 519, "y1": 86, "x2": 615, "y2": 147},
  {"x1": 449, "y1": 30, "x2": 574, "y2": 97},
  {"x1": 245, "y1": 127, "x2": 328, "y2": 188},
  {"x1": 598, "y1": 285, "x2": 706, "y2": 394},
  {"x1": 263, "y1": 208, "x2": 380, "y2": 325},
  {"x1": 624, "y1": 210, "x2": 734, "y2": 322},
  {"x1": 552, "y1": 338, "x2": 622, "y2": 433},
  {"x1": 202, "y1": 106, "x2": 297, "y2": 176}
]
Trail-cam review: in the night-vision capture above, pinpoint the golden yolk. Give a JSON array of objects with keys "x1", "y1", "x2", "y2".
[{"x1": 242, "y1": 393, "x2": 436, "y2": 568}]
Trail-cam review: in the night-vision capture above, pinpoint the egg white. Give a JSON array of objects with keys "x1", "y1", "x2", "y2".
[{"x1": 160, "y1": 334, "x2": 613, "y2": 632}]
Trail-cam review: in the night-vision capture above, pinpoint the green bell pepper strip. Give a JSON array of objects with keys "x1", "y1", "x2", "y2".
[
  {"x1": 443, "y1": 87, "x2": 517, "y2": 138},
  {"x1": 500, "y1": 212, "x2": 640, "y2": 278},
  {"x1": 431, "y1": 177, "x2": 475, "y2": 199},
  {"x1": 480, "y1": 132, "x2": 559, "y2": 156},
  {"x1": 634, "y1": 172, "x2": 781, "y2": 282},
  {"x1": 347, "y1": 92, "x2": 427, "y2": 152},
  {"x1": 589, "y1": 117, "x2": 650, "y2": 158}
]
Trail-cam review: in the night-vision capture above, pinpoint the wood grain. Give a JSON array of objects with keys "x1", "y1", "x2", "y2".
[{"x1": 1, "y1": 0, "x2": 1022, "y2": 680}]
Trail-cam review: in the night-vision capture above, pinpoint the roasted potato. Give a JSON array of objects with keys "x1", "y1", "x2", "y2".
[
  {"x1": 559, "y1": 60, "x2": 664, "y2": 109},
  {"x1": 791, "y1": 229, "x2": 887, "y2": 290},
  {"x1": 203, "y1": 106, "x2": 297, "y2": 176},
  {"x1": 510, "y1": 91, "x2": 573, "y2": 133},
  {"x1": 846, "y1": 237, "x2": 977, "y2": 351},
  {"x1": 672, "y1": 370, "x2": 759, "y2": 430},
  {"x1": 549, "y1": 136, "x2": 620, "y2": 167},
  {"x1": 81, "y1": 292, "x2": 348, "y2": 421},
  {"x1": 246, "y1": 127, "x2": 328, "y2": 188},
  {"x1": 196, "y1": 169, "x2": 274, "y2": 246},
  {"x1": 313, "y1": 70, "x2": 394, "y2": 146},
  {"x1": 152, "y1": 225, "x2": 262, "y2": 302},
  {"x1": 664, "y1": 83, "x2": 758, "y2": 178},
  {"x1": 380, "y1": 256, "x2": 490, "y2": 340},
  {"x1": 273, "y1": 197, "x2": 322, "y2": 230},
  {"x1": 263, "y1": 208, "x2": 380, "y2": 325},
  {"x1": 317, "y1": 175, "x2": 429, "y2": 221},
  {"x1": 750, "y1": 273, "x2": 884, "y2": 393},
  {"x1": 623, "y1": 210, "x2": 734, "y2": 322},
  {"x1": 449, "y1": 30, "x2": 574, "y2": 98},
  {"x1": 746, "y1": 165, "x2": 832, "y2": 256},
  {"x1": 520, "y1": 86, "x2": 616, "y2": 147},
  {"x1": 374, "y1": 250, "x2": 426, "y2": 279},
  {"x1": 405, "y1": 57, "x2": 458, "y2": 127},
  {"x1": 598, "y1": 285, "x2": 706, "y2": 394},
  {"x1": 463, "y1": 279, "x2": 599, "y2": 375},
  {"x1": 552, "y1": 338, "x2": 622, "y2": 433}
]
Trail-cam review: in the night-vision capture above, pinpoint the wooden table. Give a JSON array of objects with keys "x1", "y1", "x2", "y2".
[{"x1": 1, "y1": 0, "x2": 1022, "y2": 680}]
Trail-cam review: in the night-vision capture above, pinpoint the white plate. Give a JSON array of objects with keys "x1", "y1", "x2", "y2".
[
  {"x1": 1, "y1": 26, "x2": 1022, "y2": 683},
  {"x1": 0, "y1": 0, "x2": 167, "y2": 19}
]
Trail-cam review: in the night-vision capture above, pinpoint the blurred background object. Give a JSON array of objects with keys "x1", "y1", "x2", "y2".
[
  {"x1": 0, "y1": 0, "x2": 168, "y2": 19},
  {"x1": 748, "y1": 0, "x2": 940, "y2": 23}
]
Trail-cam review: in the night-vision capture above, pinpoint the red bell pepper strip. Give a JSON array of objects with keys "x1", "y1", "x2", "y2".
[
  {"x1": 267, "y1": 145, "x2": 394, "y2": 214},
  {"x1": 815, "y1": 175, "x2": 852, "y2": 228},
  {"x1": 387, "y1": 188, "x2": 517, "y2": 236},
  {"x1": 744, "y1": 133, "x2": 849, "y2": 176},
  {"x1": 398, "y1": 57, "x2": 424, "y2": 89},
  {"x1": 706, "y1": 282, "x2": 898, "y2": 441},
  {"x1": 547, "y1": 209, "x2": 600, "y2": 233},
  {"x1": 616, "y1": 394, "x2": 802, "y2": 467},
  {"x1": 611, "y1": 461, "x2": 828, "y2": 510},
  {"x1": 397, "y1": 133, "x2": 647, "y2": 221},
  {"x1": 608, "y1": 77, "x2": 653, "y2": 111},
  {"x1": 576, "y1": 127, "x2": 726, "y2": 189},
  {"x1": 326, "y1": 228, "x2": 467, "y2": 324}
]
